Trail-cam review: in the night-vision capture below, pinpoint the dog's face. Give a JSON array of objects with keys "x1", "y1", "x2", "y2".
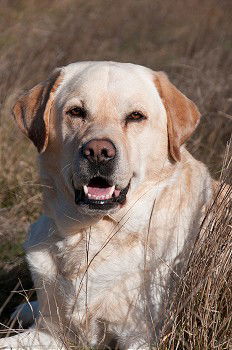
[
  {"x1": 51, "y1": 62, "x2": 169, "y2": 213},
  {"x1": 13, "y1": 62, "x2": 200, "y2": 227}
]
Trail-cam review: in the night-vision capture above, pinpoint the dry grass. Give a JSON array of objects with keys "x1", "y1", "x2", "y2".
[
  {"x1": 0, "y1": 0, "x2": 231, "y2": 348},
  {"x1": 160, "y1": 146, "x2": 232, "y2": 349}
]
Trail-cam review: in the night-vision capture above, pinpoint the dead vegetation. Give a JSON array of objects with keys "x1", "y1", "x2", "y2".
[
  {"x1": 0, "y1": 0, "x2": 231, "y2": 348},
  {"x1": 160, "y1": 146, "x2": 232, "y2": 349}
]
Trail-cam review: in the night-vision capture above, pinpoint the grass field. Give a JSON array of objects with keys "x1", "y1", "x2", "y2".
[{"x1": 0, "y1": 0, "x2": 231, "y2": 348}]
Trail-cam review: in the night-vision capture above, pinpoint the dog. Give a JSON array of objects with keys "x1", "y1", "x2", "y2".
[{"x1": 0, "y1": 61, "x2": 213, "y2": 349}]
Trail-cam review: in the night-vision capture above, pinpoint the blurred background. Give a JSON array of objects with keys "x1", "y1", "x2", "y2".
[{"x1": 0, "y1": 0, "x2": 231, "y2": 346}]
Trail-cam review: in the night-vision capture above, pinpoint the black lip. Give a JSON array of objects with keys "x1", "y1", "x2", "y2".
[{"x1": 74, "y1": 182, "x2": 130, "y2": 210}]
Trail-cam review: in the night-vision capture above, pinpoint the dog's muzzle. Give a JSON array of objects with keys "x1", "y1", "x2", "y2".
[{"x1": 74, "y1": 138, "x2": 130, "y2": 210}]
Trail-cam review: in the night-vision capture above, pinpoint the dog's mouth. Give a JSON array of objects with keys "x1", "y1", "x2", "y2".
[{"x1": 74, "y1": 176, "x2": 130, "y2": 210}]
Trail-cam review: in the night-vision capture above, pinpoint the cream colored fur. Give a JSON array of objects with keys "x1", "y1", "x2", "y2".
[{"x1": 0, "y1": 62, "x2": 213, "y2": 350}]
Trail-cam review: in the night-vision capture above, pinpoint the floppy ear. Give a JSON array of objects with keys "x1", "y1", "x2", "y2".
[
  {"x1": 154, "y1": 71, "x2": 200, "y2": 162},
  {"x1": 12, "y1": 68, "x2": 63, "y2": 153}
]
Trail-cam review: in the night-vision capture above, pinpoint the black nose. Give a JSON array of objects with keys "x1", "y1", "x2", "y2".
[{"x1": 82, "y1": 139, "x2": 116, "y2": 164}]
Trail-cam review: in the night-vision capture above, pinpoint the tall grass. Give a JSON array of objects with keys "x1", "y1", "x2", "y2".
[{"x1": 160, "y1": 144, "x2": 232, "y2": 349}]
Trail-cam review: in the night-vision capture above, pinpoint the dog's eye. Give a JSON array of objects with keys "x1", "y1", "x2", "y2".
[
  {"x1": 126, "y1": 112, "x2": 146, "y2": 122},
  {"x1": 67, "y1": 107, "x2": 86, "y2": 119}
]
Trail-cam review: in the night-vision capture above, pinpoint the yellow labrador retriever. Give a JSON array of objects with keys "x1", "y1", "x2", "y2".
[{"x1": 0, "y1": 62, "x2": 213, "y2": 349}]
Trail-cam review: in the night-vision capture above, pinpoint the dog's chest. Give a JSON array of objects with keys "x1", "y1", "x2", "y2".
[
  {"x1": 52, "y1": 224, "x2": 145, "y2": 320},
  {"x1": 55, "y1": 224, "x2": 143, "y2": 283}
]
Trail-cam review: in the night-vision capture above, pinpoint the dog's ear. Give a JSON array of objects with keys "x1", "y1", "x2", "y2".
[
  {"x1": 12, "y1": 68, "x2": 63, "y2": 153},
  {"x1": 154, "y1": 71, "x2": 200, "y2": 162}
]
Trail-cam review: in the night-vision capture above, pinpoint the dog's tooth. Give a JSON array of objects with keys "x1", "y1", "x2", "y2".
[
  {"x1": 83, "y1": 185, "x2": 88, "y2": 195},
  {"x1": 109, "y1": 186, "x2": 115, "y2": 198},
  {"x1": 114, "y1": 188, "x2": 121, "y2": 197},
  {"x1": 88, "y1": 193, "x2": 92, "y2": 198},
  {"x1": 105, "y1": 195, "x2": 110, "y2": 199}
]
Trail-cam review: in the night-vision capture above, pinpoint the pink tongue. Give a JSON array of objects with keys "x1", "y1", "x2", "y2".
[{"x1": 87, "y1": 186, "x2": 113, "y2": 196}]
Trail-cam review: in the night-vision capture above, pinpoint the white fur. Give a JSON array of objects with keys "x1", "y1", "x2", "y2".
[{"x1": 0, "y1": 62, "x2": 213, "y2": 349}]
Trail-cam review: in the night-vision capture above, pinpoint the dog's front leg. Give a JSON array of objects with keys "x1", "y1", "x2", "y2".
[{"x1": 0, "y1": 327, "x2": 63, "y2": 350}]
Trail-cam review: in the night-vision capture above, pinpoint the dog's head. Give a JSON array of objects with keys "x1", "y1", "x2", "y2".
[{"x1": 13, "y1": 62, "x2": 200, "y2": 227}]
